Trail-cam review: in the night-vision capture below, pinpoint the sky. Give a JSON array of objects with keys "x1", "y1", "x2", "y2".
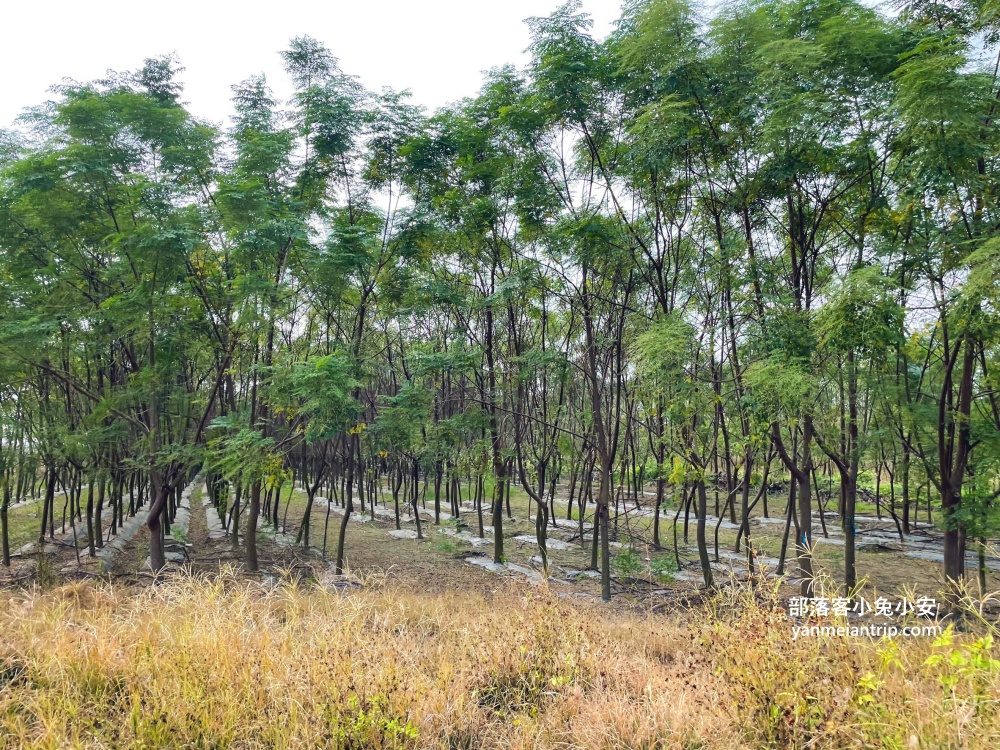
[{"x1": 2, "y1": 0, "x2": 624, "y2": 130}]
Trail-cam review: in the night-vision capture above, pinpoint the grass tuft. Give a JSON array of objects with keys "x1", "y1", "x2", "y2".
[{"x1": 0, "y1": 569, "x2": 996, "y2": 748}]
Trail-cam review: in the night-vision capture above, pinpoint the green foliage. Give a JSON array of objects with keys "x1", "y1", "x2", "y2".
[
  {"x1": 3, "y1": 0, "x2": 1000, "y2": 598},
  {"x1": 924, "y1": 627, "x2": 1000, "y2": 699},
  {"x1": 269, "y1": 354, "x2": 361, "y2": 443},
  {"x1": 614, "y1": 548, "x2": 643, "y2": 579},
  {"x1": 815, "y1": 267, "x2": 904, "y2": 360},
  {"x1": 649, "y1": 555, "x2": 677, "y2": 581},
  {"x1": 207, "y1": 416, "x2": 282, "y2": 488},
  {"x1": 745, "y1": 357, "x2": 815, "y2": 415},
  {"x1": 634, "y1": 314, "x2": 696, "y2": 383}
]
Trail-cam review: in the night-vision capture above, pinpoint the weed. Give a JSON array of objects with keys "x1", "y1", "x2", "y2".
[
  {"x1": 0, "y1": 571, "x2": 995, "y2": 749},
  {"x1": 649, "y1": 555, "x2": 677, "y2": 582},
  {"x1": 434, "y1": 538, "x2": 460, "y2": 555},
  {"x1": 169, "y1": 527, "x2": 188, "y2": 544},
  {"x1": 614, "y1": 548, "x2": 643, "y2": 579}
]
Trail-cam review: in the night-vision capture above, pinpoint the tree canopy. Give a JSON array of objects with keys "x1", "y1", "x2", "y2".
[{"x1": 2, "y1": 0, "x2": 999, "y2": 603}]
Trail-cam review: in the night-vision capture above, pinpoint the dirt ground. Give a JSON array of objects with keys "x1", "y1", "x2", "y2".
[{"x1": 2, "y1": 477, "x2": 998, "y2": 621}]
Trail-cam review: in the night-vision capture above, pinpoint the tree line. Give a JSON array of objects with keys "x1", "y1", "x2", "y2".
[{"x1": 1, "y1": 0, "x2": 999, "y2": 601}]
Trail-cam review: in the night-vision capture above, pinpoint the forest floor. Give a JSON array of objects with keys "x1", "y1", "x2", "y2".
[
  {"x1": 1, "y1": 478, "x2": 999, "y2": 748},
  {"x1": 3, "y1": 476, "x2": 1000, "y2": 608}
]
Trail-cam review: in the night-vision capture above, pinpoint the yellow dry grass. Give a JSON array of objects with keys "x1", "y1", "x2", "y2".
[{"x1": 0, "y1": 570, "x2": 997, "y2": 749}]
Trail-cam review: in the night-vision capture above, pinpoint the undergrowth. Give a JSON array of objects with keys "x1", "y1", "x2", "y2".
[{"x1": 0, "y1": 568, "x2": 995, "y2": 749}]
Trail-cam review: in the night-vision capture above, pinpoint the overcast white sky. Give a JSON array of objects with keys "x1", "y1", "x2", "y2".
[{"x1": 2, "y1": 0, "x2": 624, "y2": 130}]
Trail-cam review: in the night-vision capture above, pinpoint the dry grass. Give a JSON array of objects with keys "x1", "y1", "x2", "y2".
[{"x1": 0, "y1": 571, "x2": 997, "y2": 749}]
